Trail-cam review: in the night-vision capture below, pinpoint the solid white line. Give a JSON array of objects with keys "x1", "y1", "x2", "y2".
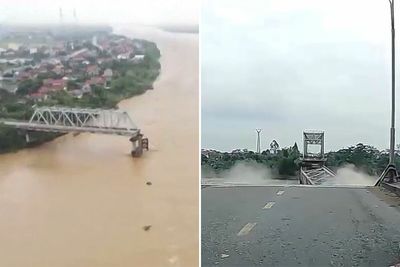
[
  {"x1": 237, "y1": 223, "x2": 257, "y2": 236},
  {"x1": 277, "y1": 190, "x2": 285, "y2": 195},
  {"x1": 263, "y1": 202, "x2": 275, "y2": 209}
]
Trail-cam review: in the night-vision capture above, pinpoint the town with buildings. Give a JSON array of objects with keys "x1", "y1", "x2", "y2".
[
  {"x1": 0, "y1": 26, "x2": 150, "y2": 102},
  {"x1": 0, "y1": 25, "x2": 161, "y2": 153}
]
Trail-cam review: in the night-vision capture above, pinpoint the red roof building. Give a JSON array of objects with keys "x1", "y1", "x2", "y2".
[
  {"x1": 29, "y1": 92, "x2": 47, "y2": 101},
  {"x1": 43, "y1": 79, "x2": 66, "y2": 90},
  {"x1": 37, "y1": 86, "x2": 53, "y2": 94},
  {"x1": 86, "y1": 65, "x2": 100, "y2": 76},
  {"x1": 86, "y1": 76, "x2": 106, "y2": 86}
]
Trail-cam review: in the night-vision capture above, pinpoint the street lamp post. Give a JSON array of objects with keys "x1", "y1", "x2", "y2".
[
  {"x1": 377, "y1": 0, "x2": 399, "y2": 185},
  {"x1": 390, "y1": 0, "x2": 396, "y2": 165}
]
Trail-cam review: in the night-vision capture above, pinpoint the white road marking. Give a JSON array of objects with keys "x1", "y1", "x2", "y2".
[
  {"x1": 277, "y1": 190, "x2": 285, "y2": 195},
  {"x1": 263, "y1": 202, "x2": 275, "y2": 209},
  {"x1": 237, "y1": 223, "x2": 257, "y2": 236}
]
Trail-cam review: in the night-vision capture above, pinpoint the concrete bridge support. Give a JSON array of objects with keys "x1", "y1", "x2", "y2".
[
  {"x1": 25, "y1": 132, "x2": 30, "y2": 143},
  {"x1": 130, "y1": 134, "x2": 143, "y2": 157},
  {"x1": 129, "y1": 134, "x2": 149, "y2": 157}
]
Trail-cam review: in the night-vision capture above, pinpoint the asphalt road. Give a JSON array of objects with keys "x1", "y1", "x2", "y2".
[
  {"x1": 202, "y1": 178, "x2": 299, "y2": 187},
  {"x1": 202, "y1": 186, "x2": 400, "y2": 267}
]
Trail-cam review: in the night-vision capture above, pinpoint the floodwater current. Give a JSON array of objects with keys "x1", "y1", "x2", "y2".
[{"x1": 0, "y1": 26, "x2": 199, "y2": 267}]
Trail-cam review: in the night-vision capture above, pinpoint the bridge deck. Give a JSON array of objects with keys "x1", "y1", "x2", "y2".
[
  {"x1": 300, "y1": 166, "x2": 335, "y2": 185},
  {"x1": 202, "y1": 186, "x2": 400, "y2": 266},
  {"x1": 1, "y1": 121, "x2": 139, "y2": 136}
]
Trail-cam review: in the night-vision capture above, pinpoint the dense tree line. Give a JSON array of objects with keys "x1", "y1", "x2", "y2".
[
  {"x1": 325, "y1": 143, "x2": 400, "y2": 175},
  {"x1": 202, "y1": 143, "x2": 301, "y2": 176},
  {"x1": 16, "y1": 79, "x2": 43, "y2": 95},
  {"x1": 202, "y1": 142, "x2": 400, "y2": 177}
]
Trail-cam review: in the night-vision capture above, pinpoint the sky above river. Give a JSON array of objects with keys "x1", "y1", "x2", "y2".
[
  {"x1": 202, "y1": 0, "x2": 398, "y2": 152},
  {"x1": 0, "y1": 0, "x2": 199, "y2": 25}
]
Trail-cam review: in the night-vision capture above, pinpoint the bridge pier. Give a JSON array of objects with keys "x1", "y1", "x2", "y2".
[
  {"x1": 130, "y1": 134, "x2": 143, "y2": 157},
  {"x1": 25, "y1": 132, "x2": 30, "y2": 143},
  {"x1": 130, "y1": 134, "x2": 149, "y2": 157}
]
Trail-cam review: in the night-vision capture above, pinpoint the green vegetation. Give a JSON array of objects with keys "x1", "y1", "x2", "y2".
[
  {"x1": 0, "y1": 89, "x2": 60, "y2": 152},
  {"x1": 325, "y1": 143, "x2": 400, "y2": 176},
  {"x1": 0, "y1": 123, "x2": 25, "y2": 151},
  {"x1": 16, "y1": 79, "x2": 42, "y2": 95},
  {"x1": 37, "y1": 72, "x2": 61, "y2": 80},
  {"x1": 202, "y1": 143, "x2": 400, "y2": 177},
  {"x1": 202, "y1": 143, "x2": 301, "y2": 176},
  {"x1": 0, "y1": 38, "x2": 161, "y2": 153},
  {"x1": 32, "y1": 52, "x2": 49, "y2": 63},
  {"x1": 107, "y1": 41, "x2": 161, "y2": 95}
]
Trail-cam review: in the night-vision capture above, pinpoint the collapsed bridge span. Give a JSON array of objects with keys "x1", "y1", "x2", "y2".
[
  {"x1": 0, "y1": 106, "x2": 148, "y2": 157},
  {"x1": 299, "y1": 130, "x2": 335, "y2": 185}
]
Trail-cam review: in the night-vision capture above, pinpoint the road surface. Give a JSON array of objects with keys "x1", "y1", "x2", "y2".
[
  {"x1": 202, "y1": 178, "x2": 299, "y2": 187},
  {"x1": 202, "y1": 186, "x2": 400, "y2": 266}
]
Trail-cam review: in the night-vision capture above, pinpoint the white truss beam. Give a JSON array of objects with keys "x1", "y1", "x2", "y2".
[{"x1": 1, "y1": 106, "x2": 139, "y2": 137}]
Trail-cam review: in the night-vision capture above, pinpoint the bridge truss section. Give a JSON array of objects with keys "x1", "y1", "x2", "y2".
[
  {"x1": 303, "y1": 130, "x2": 325, "y2": 159},
  {"x1": 300, "y1": 166, "x2": 336, "y2": 185},
  {"x1": 300, "y1": 130, "x2": 335, "y2": 185},
  {"x1": 24, "y1": 106, "x2": 139, "y2": 136}
]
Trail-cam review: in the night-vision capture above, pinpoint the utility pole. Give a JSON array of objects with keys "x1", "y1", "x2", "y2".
[
  {"x1": 256, "y1": 129, "x2": 262, "y2": 153},
  {"x1": 73, "y1": 8, "x2": 77, "y2": 22},
  {"x1": 59, "y1": 8, "x2": 63, "y2": 24},
  {"x1": 378, "y1": 0, "x2": 399, "y2": 184}
]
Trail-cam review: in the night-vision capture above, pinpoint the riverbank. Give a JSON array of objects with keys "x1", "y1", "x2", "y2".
[{"x1": 0, "y1": 25, "x2": 198, "y2": 267}]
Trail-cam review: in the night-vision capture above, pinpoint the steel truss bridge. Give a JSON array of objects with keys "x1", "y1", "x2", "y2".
[
  {"x1": 300, "y1": 164, "x2": 336, "y2": 185},
  {"x1": 299, "y1": 131, "x2": 336, "y2": 185},
  {"x1": 0, "y1": 106, "x2": 147, "y2": 156},
  {"x1": 1, "y1": 106, "x2": 140, "y2": 136}
]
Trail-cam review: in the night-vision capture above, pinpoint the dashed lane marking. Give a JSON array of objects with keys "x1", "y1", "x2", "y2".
[
  {"x1": 277, "y1": 190, "x2": 285, "y2": 195},
  {"x1": 263, "y1": 202, "x2": 275, "y2": 209},
  {"x1": 237, "y1": 223, "x2": 257, "y2": 236}
]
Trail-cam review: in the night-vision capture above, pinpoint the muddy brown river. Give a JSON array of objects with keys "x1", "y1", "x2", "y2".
[{"x1": 0, "y1": 26, "x2": 199, "y2": 267}]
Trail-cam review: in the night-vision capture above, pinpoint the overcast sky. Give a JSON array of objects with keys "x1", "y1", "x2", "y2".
[
  {"x1": 202, "y1": 0, "x2": 399, "y2": 152},
  {"x1": 0, "y1": 0, "x2": 198, "y2": 25}
]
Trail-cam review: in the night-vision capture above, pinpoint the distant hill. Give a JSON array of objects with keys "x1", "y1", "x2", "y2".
[{"x1": 158, "y1": 24, "x2": 198, "y2": 34}]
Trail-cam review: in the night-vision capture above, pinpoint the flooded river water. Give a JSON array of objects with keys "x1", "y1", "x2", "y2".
[{"x1": 0, "y1": 26, "x2": 198, "y2": 267}]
